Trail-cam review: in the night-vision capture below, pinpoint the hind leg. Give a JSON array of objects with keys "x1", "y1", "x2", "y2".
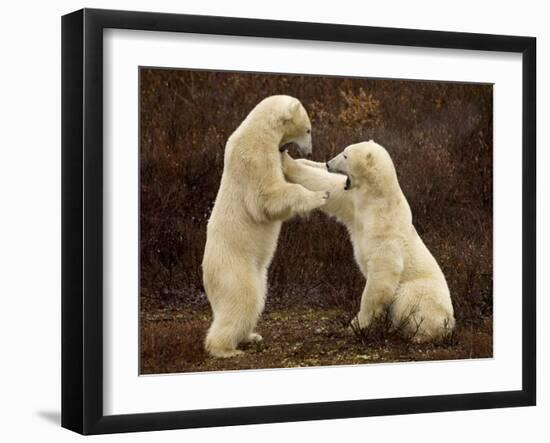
[
  {"x1": 205, "y1": 314, "x2": 246, "y2": 358},
  {"x1": 241, "y1": 270, "x2": 267, "y2": 344},
  {"x1": 205, "y1": 274, "x2": 264, "y2": 358},
  {"x1": 392, "y1": 280, "x2": 455, "y2": 342}
]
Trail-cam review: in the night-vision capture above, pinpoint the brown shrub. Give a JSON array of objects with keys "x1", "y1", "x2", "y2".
[{"x1": 339, "y1": 88, "x2": 381, "y2": 128}]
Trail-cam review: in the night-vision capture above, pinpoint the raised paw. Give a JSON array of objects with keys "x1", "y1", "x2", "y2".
[
  {"x1": 297, "y1": 190, "x2": 330, "y2": 216},
  {"x1": 280, "y1": 150, "x2": 293, "y2": 172},
  {"x1": 312, "y1": 190, "x2": 330, "y2": 209}
]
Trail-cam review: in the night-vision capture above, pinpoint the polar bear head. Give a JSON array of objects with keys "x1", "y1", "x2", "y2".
[
  {"x1": 255, "y1": 95, "x2": 312, "y2": 157},
  {"x1": 327, "y1": 140, "x2": 398, "y2": 193}
]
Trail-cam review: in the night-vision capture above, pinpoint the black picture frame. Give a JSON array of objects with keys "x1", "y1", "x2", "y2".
[{"x1": 61, "y1": 8, "x2": 536, "y2": 435}]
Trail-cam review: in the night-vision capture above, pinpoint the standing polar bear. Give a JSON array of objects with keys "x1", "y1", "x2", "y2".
[
  {"x1": 202, "y1": 95, "x2": 329, "y2": 358},
  {"x1": 282, "y1": 141, "x2": 455, "y2": 342}
]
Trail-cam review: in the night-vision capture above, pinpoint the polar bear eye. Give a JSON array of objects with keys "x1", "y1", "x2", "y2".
[
  {"x1": 306, "y1": 129, "x2": 311, "y2": 134},
  {"x1": 343, "y1": 155, "x2": 347, "y2": 159}
]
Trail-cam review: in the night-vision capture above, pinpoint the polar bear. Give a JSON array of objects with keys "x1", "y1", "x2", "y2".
[
  {"x1": 282, "y1": 141, "x2": 455, "y2": 342},
  {"x1": 202, "y1": 95, "x2": 330, "y2": 358}
]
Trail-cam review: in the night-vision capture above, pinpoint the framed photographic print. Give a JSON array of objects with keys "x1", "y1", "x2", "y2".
[{"x1": 61, "y1": 8, "x2": 536, "y2": 435}]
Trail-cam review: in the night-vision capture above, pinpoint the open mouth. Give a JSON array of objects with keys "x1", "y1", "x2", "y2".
[
  {"x1": 344, "y1": 176, "x2": 351, "y2": 190},
  {"x1": 279, "y1": 142, "x2": 293, "y2": 153},
  {"x1": 279, "y1": 142, "x2": 311, "y2": 158}
]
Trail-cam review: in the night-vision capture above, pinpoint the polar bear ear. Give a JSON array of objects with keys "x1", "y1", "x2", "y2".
[{"x1": 281, "y1": 100, "x2": 300, "y2": 123}]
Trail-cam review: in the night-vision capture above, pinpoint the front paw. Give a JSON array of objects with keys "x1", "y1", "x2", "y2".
[
  {"x1": 350, "y1": 313, "x2": 371, "y2": 331},
  {"x1": 298, "y1": 190, "x2": 330, "y2": 215},
  {"x1": 281, "y1": 150, "x2": 294, "y2": 174},
  {"x1": 350, "y1": 315, "x2": 361, "y2": 332},
  {"x1": 312, "y1": 190, "x2": 330, "y2": 208}
]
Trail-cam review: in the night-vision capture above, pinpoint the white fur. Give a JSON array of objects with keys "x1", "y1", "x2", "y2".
[
  {"x1": 202, "y1": 95, "x2": 328, "y2": 358},
  {"x1": 282, "y1": 141, "x2": 455, "y2": 342}
]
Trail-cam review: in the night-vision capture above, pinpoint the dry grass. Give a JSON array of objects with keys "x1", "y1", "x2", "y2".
[
  {"x1": 139, "y1": 68, "x2": 493, "y2": 373},
  {"x1": 140, "y1": 306, "x2": 492, "y2": 374}
]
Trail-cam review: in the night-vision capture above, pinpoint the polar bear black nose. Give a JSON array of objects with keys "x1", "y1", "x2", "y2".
[{"x1": 326, "y1": 162, "x2": 330, "y2": 170}]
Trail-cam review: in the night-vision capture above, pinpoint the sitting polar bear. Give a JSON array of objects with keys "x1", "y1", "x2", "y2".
[
  {"x1": 282, "y1": 141, "x2": 455, "y2": 342},
  {"x1": 202, "y1": 95, "x2": 330, "y2": 358}
]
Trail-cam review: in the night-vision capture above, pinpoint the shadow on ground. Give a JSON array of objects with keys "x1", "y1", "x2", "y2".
[{"x1": 36, "y1": 410, "x2": 60, "y2": 426}]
